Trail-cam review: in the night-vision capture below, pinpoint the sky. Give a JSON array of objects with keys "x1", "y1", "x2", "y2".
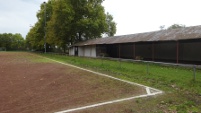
[{"x1": 1, "y1": 0, "x2": 201, "y2": 38}]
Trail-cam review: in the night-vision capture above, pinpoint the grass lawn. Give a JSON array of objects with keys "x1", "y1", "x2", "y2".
[{"x1": 40, "y1": 53, "x2": 201, "y2": 112}]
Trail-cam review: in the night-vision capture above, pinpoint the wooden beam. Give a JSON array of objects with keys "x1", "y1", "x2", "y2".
[
  {"x1": 90, "y1": 46, "x2": 92, "y2": 57},
  {"x1": 133, "y1": 43, "x2": 136, "y2": 59},
  {"x1": 95, "y1": 45, "x2": 97, "y2": 57},
  {"x1": 118, "y1": 44, "x2": 121, "y2": 58},
  {"x1": 152, "y1": 42, "x2": 155, "y2": 61},
  {"x1": 176, "y1": 41, "x2": 179, "y2": 63}
]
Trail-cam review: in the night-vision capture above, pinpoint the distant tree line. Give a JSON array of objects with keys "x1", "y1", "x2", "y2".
[
  {"x1": 160, "y1": 24, "x2": 186, "y2": 30},
  {"x1": 26, "y1": 0, "x2": 117, "y2": 53},
  {"x1": 0, "y1": 33, "x2": 25, "y2": 51}
]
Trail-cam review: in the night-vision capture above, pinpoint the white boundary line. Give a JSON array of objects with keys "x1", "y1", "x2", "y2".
[
  {"x1": 55, "y1": 92, "x2": 161, "y2": 113},
  {"x1": 40, "y1": 56, "x2": 163, "y2": 113},
  {"x1": 146, "y1": 87, "x2": 151, "y2": 95}
]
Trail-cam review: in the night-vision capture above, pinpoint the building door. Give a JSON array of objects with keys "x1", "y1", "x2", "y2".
[{"x1": 75, "y1": 46, "x2": 78, "y2": 56}]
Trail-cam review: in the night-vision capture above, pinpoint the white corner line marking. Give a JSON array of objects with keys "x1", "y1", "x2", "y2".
[
  {"x1": 146, "y1": 87, "x2": 151, "y2": 95},
  {"x1": 38, "y1": 56, "x2": 163, "y2": 113},
  {"x1": 55, "y1": 92, "x2": 162, "y2": 113},
  {"x1": 43, "y1": 57, "x2": 162, "y2": 92}
]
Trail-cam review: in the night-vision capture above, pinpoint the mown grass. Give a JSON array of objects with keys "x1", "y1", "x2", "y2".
[{"x1": 40, "y1": 53, "x2": 201, "y2": 112}]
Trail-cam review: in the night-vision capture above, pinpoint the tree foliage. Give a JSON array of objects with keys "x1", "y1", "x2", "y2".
[
  {"x1": 105, "y1": 12, "x2": 116, "y2": 37},
  {"x1": 168, "y1": 24, "x2": 186, "y2": 30},
  {"x1": 26, "y1": 0, "x2": 116, "y2": 52},
  {"x1": 47, "y1": 0, "x2": 74, "y2": 52},
  {"x1": 0, "y1": 33, "x2": 25, "y2": 51},
  {"x1": 26, "y1": 1, "x2": 53, "y2": 51}
]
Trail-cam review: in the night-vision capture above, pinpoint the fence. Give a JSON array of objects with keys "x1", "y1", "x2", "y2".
[
  {"x1": 39, "y1": 52, "x2": 201, "y2": 82},
  {"x1": 98, "y1": 56, "x2": 201, "y2": 82}
]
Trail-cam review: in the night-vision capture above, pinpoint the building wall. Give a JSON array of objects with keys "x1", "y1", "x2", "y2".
[
  {"x1": 91, "y1": 45, "x2": 96, "y2": 57},
  {"x1": 135, "y1": 43, "x2": 152, "y2": 60},
  {"x1": 78, "y1": 47, "x2": 84, "y2": 56},
  {"x1": 96, "y1": 45, "x2": 107, "y2": 57},
  {"x1": 69, "y1": 47, "x2": 74, "y2": 56},
  {"x1": 84, "y1": 46, "x2": 91, "y2": 57},
  {"x1": 77, "y1": 45, "x2": 96, "y2": 57},
  {"x1": 120, "y1": 43, "x2": 134, "y2": 59},
  {"x1": 154, "y1": 41, "x2": 177, "y2": 61},
  {"x1": 106, "y1": 44, "x2": 119, "y2": 58},
  {"x1": 74, "y1": 39, "x2": 201, "y2": 64},
  {"x1": 179, "y1": 41, "x2": 201, "y2": 62}
]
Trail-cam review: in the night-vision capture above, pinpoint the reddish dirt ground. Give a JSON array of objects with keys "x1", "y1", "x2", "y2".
[{"x1": 0, "y1": 52, "x2": 146, "y2": 113}]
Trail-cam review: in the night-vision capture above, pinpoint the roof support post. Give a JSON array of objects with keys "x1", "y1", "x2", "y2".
[
  {"x1": 152, "y1": 42, "x2": 155, "y2": 61},
  {"x1": 133, "y1": 43, "x2": 136, "y2": 59},
  {"x1": 95, "y1": 45, "x2": 97, "y2": 57},
  {"x1": 176, "y1": 41, "x2": 179, "y2": 63},
  {"x1": 118, "y1": 44, "x2": 121, "y2": 58},
  {"x1": 90, "y1": 46, "x2": 92, "y2": 57},
  {"x1": 83, "y1": 46, "x2": 85, "y2": 57}
]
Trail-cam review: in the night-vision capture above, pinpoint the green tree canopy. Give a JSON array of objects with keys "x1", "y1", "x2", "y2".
[
  {"x1": 26, "y1": 1, "x2": 53, "y2": 51},
  {"x1": 168, "y1": 24, "x2": 186, "y2": 30},
  {"x1": 47, "y1": 0, "x2": 74, "y2": 52},
  {"x1": 0, "y1": 33, "x2": 25, "y2": 51},
  {"x1": 26, "y1": 0, "x2": 116, "y2": 52}
]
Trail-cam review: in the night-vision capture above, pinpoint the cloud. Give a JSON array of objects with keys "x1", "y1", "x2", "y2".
[
  {"x1": 0, "y1": 0, "x2": 44, "y2": 37},
  {"x1": 103, "y1": 0, "x2": 201, "y2": 36},
  {"x1": 20, "y1": 0, "x2": 42, "y2": 4},
  {"x1": 1, "y1": 0, "x2": 201, "y2": 38}
]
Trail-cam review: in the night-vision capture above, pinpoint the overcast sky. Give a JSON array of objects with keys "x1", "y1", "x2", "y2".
[{"x1": 1, "y1": 0, "x2": 201, "y2": 38}]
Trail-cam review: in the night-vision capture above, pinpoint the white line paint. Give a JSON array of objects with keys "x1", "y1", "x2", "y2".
[
  {"x1": 44, "y1": 57, "x2": 162, "y2": 92},
  {"x1": 38, "y1": 56, "x2": 163, "y2": 113},
  {"x1": 146, "y1": 87, "x2": 151, "y2": 95},
  {"x1": 55, "y1": 92, "x2": 162, "y2": 113}
]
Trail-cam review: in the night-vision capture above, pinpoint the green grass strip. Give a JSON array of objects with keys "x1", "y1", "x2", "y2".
[{"x1": 40, "y1": 53, "x2": 201, "y2": 94}]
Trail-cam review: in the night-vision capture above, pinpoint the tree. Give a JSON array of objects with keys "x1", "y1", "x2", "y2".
[
  {"x1": 26, "y1": 0, "x2": 53, "y2": 51},
  {"x1": 0, "y1": 33, "x2": 13, "y2": 50},
  {"x1": 47, "y1": 0, "x2": 74, "y2": 52},
  {"x1": 26, "y1": 0, "x2": 117, "y2": 53},
  {"x1": 11, "y1": 33, "x2": 25, "y2": 50},
  {"x1": 0, "y1": 33, "x2": 25, "y2": 51},
  {"x1": 69, "y1": 0, "x2": 116, "y2": 42},
  {"x1": 105, "y1": 12, "x2": 116, "y2": 37},
  {"x1": 167, "y1": 24, "x2": 185, "y2": 30},
  {"x1": 26, "y1": 22, "x2": 44, "y2": 50}
]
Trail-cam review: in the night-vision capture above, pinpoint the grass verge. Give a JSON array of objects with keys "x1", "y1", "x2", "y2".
[{"x1": 39, "y1": 53, "x2": 201, "y2": 112}]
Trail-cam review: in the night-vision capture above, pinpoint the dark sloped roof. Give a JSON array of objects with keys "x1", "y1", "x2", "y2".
[{"x1": 74, "y1": 25, "x2": 201, "y2": 46}]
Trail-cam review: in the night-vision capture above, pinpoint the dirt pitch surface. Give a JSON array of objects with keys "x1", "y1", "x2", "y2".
[{"x1": 0, "y1": 52, "x2": 161, "y2": 113}]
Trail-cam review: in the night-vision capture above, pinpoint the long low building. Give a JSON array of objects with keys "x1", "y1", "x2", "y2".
[{"x1": 69, "y1": 25, "x2": 201, "y2": 64}]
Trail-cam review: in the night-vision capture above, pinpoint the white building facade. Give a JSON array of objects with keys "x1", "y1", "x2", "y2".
[{"x1": 69, "y1": 45, "x2": 96, "y2": 57}]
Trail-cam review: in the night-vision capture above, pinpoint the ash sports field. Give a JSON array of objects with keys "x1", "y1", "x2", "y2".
[{"x1": 0, "y1": 52, "x2": 162, "y2": 113}]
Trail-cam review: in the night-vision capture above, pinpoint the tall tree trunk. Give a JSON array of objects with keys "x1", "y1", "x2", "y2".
[
  {"x1": 63, "y1": 44, "x2": 66, "y2": 53},
  {"x1": 78, "y1": 32, "x2": 82, "y2": 41}
]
